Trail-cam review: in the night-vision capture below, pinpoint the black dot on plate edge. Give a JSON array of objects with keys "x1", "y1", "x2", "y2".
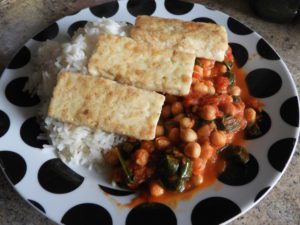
[
  {"x1": 90, "y1": 1, "x2": 119, "y2": 18},
  {"x1": 218, "y1": 154, "x2": 259, "y2": 186},
  {"x1": 126, "y1": 203, "x2": 177, "y2": 225},
  {"x1": 38, "y1": 158, "x2": 84, "y2": 194},
  {"x1": 254, "y1": 186, "x2": 270, "y2": 202},
  {"x1": 192, "y1": 197, "x2": 241, "y2": 225},
  {"x1": 99, "y1": 185, "x2": 135, "y2": 196},
  {"x1": 227, "y1": 17, "x2": 253, "y2": 35},
  {"x1": 5, "y1": 77, "x2": 40, "y2": 107},
  {"x1": 165, "y1": 0, "x2": 194, "y2": 15},
  {"x1": 257, "y1": 38, "x2": 280, "y2": 60},
  {"x1": 33, "y1": 23, "x2": 59, "y2": 42},
  {"x1": 0, "y1": 110, "x2": 10, "y2": 138},
  {"x1": 268, "y1": 138, "x2": 296, "y2": 172},
  {"x1": 61, "y1": 203, "x2": 112, "y2": 225},
  {"x1": 229, "y1": 42, "x2": 248, "y2": 68},
  {"x1": 68, "y1": 21, "x2": 88, "y2": 37},
  {"x1": 0, "y1": 151, "x2": 27, "y2": 185},
  {"x1": 7, "y1": 46, "x2": 31, "y2": 69},
  {"x1": 20, "y1": 117, "x2": 48, "y2": 148},
  {"x1": 193, "y1": 17, "x2": 216, "y2": 24},
  {"x1": 127, "y1": 0, "x2": 156, "y2": 17},
  {"x1": 246, "y1": 68, "x2": 282, "y2": 98},
  {"x1": 28, "y1": 199, "x2": 46, "y2": 213},
  {"x1": 280, "y1": 96, "x2": 299, "y2": 127}
]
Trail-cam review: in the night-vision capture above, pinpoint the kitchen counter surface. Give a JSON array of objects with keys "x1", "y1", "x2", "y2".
[{"x1": 0, "y1": 0, "x2": 299, "y2": 224}]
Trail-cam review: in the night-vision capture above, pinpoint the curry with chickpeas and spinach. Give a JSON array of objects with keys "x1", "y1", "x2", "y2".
[{"x1": 104, "y1": 47, "x2": 263, "y2": 198}]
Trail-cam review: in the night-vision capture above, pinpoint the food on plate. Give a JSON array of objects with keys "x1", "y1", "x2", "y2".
[
  {"x1": 27, "y1": 16, "x2": 263, "y2": 200},
  {"x1": 131, "y1": 16, "x2": 228, "y2": 62},
  {"x1": 88, "y1": 34, "x2": 195, "y2": 96},
  {"x1": 48, "y1": 71, "x2": 165, "y2": 140}
]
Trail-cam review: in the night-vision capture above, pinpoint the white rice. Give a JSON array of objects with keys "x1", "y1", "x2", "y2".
[{"x1": 25, "y1": 18, "x2": 131, "y2": 170}]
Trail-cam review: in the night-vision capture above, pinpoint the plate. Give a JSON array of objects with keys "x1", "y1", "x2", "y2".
[{"x1": 0, "y1": 0, "x2": 299, "y2": 224}]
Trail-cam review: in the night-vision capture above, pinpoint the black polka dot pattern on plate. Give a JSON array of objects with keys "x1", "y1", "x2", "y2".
[
  {"x1": 165, "y1": 0, "x2": 194, "y2": 15},
  {"x1": 0, "y1": 151, "x2": 27, "y2": 185},
  {"x1": 229, "y1": 43, "x2": 248, "y2": 68},
  {"x1": 7, "y1": 46, "x2": 31, "y2": 69},
  {"x1": 280, "y1": 96, "x2": 299, "y2": 127},
  {"x1": 68, "y1": 21, "x2": 88, "y2": 37},
  {"x1": 192, "y1": 197, "x2": 241, "y2": 225},
  {"x1": 38, "y1": 158, "x2": 84, "y2": 194},
  {"x1": 218, "y1": 154, "x2": 259, "y2": 186},
  {"x1": 127, "y1": 0, "x2": 156, "y2": 17},
  {"x1": 20, "y1": 117, "x2": 48, "y2": 148},
  {"x1": 193, "y1": 17, "x2": 216, "y2": 24},
  {"x1": 246, "y1": 69, "x2": 282, "y2": 98},
  {"x1": 254, "y1": 186, "x2": 270, "y2": 202},
  {"x1": 99, "y1": 185, "x2": 135, "y2": 196},
  {"x1": 33, "y1": 23, "x2": 59, "y2": 42},
  {"x1": 245, "y1": 110, "x2": 271, "y2": 140},
  {"x1": 61, "y1": 203, "x2": 112, "y2": 225},
  {"x1": 28, "y1": 199, "x2": 46, "y2": 213},
  {"x1": 90, "y1": 1, "x2": 119, "y2": 18},
  {"x1": 227, "y1": 17, "x2": 253, "y2": 35},
  {"x1": 126, "y1": 203, "x2": 177, "y2": 225},
  {"x1": 5, "y1": 77, "x2": 40, "y2": 107},
  {"x1": 257, "y1": 39, "x2": 280, "y2": 60},
  {"x1": 0, "y1": 110, "x2": 10, "y2": 138},
  {"x1": 268, "y1": 138, "x2": 296, "y2": 172}
]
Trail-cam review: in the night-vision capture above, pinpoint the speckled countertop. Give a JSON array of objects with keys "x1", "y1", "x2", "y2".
[{"x1": 0, "y1": 0, "x2": 299, "y2": 224}]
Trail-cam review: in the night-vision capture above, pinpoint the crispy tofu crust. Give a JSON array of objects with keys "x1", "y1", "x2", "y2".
[
  {"x1": 131, "y1": 16, "x2": 228, "y2": 62},
  {"x1": 88, "y1": 34, "x2": 195, "y2": 96},
  {"x1": 48, "y1": 72, "x2": 165, "y2": 140}
]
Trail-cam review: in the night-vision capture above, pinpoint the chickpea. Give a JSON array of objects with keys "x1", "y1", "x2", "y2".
[
  {"x1": 210, "y1": 130, "x2": 227, "y2": 147},
  {"x1": 191, "y1": 175, "x2": 204, "y2": 186},
  {"x1": 168, "y1": 127, "x2": 180, "y2": 142},
  {"x1": 103, "y1": 147, "x2": 119, "y2": 166},
  {"x1": 192, "y1": 158, "x2": 207, "y2": 176},
  {"x1": 180, "y1": 117, "x2": 195, "y2": 129},
  {"x1": 197, "y1": 124, "x2": 212, "y2": 143},
  {"x1": 134, "y1": 148, "x2": 149, "y2": 166},
  {"x1": 150, "y1": 182, "x2": 165, "y2": 197},
  {"x1": 184, "y1": 142, "x2": 201, "y2": 159},
  {"x1": 171, "y1": 102, "x2": 184, "y2": 115},
  {"x1": 201, "y1": 142, "x2": 214, "y2": 160},
  {"x1": 244, "y1": 108, "x2": 256, "y2": 124},
  {"x1": 199, "y1": 105, "x2": 217, "y2": 121},
  {"x1": 140, "y1": 141, "x2": 155, "y2": 153},
  {"x1": 207, "y1": 86, "x2": 215, "y2": 95},
  {"x1": 155, "y1": 125, "x2": 164, "y2": 137},
  {"x1": 165, "y1": 94, "x2": 178, "y2": 104},
  {"x1": 222, "y1": 102, "x2": 237, "y2": 116},
  {"x1": 219, "y1": 64, "x2": 227, "y2": 73},
  {"x1": 229, "y1": 85, "x2": 241, "y2": 96},
  {"x1": 155, "y1": 136, "x2": 171, "y2": 150},
  {"x1": 203, "y1": 69, "x2": 212, "y2": 77},
  {"x1": 162, "y1": 105, "x2": 171, "y2": 119},
  {"x1": 173, "y1": 113, "x2": 185, "y2": 122},
  {"x1": 180, "y1": 128, "x2": 198, "y2": 142},
  {"x1": 193, "y1": 82, "x2": 208, "y2": 95}
]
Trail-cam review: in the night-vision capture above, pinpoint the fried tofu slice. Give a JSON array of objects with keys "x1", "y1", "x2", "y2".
[
  {"x1": 48, "y1": 72, "x2": 165, "y2": 140},
  {"x1": 88, "y1": 34, "x2": 195, "y2": 96},
  {"x1": 131, "y1": 16, "x2": 228, "y2": 62}
]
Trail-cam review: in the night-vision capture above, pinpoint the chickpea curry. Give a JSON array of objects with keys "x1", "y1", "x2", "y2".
[{"x1": 104, "y1": 47, "x2": 263, "y2": 198}]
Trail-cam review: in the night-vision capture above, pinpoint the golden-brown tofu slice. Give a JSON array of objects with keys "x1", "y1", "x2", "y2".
[
  {"x1": 131, "y1": 16, "x2": 228, "y2": 62},
  {"x1": 48, "y1": 72, "x2": 165, "y2": 140},
  {"x1": 88, "y1": 34, "x2": 195, "y2": 96}
]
